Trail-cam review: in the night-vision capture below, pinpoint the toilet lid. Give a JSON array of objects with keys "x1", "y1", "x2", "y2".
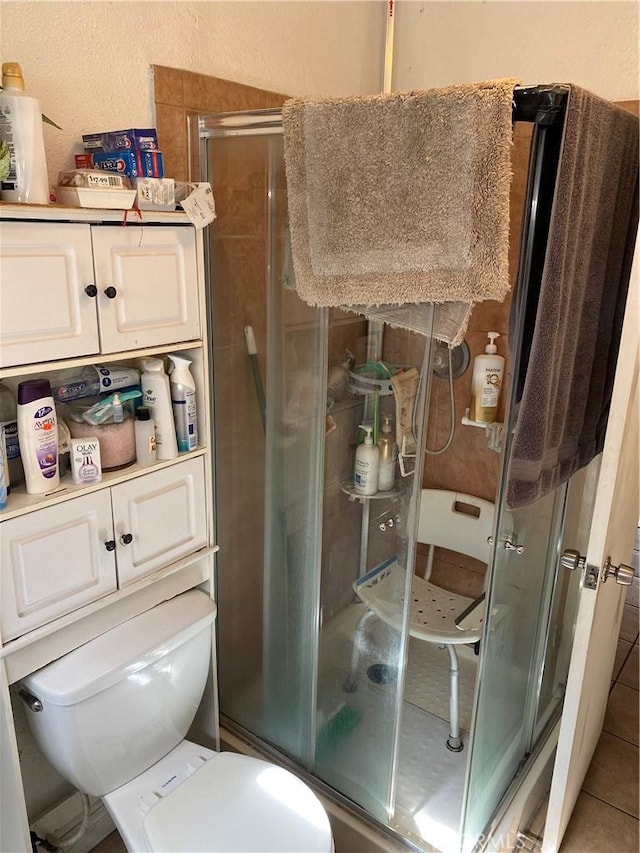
[{"x1": 143, "y1": 752, "x2": 332, "y2": 852}]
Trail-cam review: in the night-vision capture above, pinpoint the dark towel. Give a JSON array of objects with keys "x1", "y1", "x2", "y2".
[{"x1": 506, "y1": 87, "x2": 638, "y2": 511}]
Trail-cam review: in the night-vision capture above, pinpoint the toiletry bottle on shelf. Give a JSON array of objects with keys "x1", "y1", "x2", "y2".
[
  {"x1": 469, "y1": 332, "x2": 505, "y2": 423},
  {"x1": 17, "y1": 378, "x2": 59, "y2": 494},
  {"x1": 377, "y1": 413, "x2": 397, "y2": 491},
  {"x1": 134, "y1": 406, "x2": 157, "y2": 467},
  {"x1": 168, "y1": 354, "x2": 198, "y2": 452},
  {"x1": 354, "y1": 424, "x2": 379, "y2": 496},
  {"x1": 0, "y1": 62, "x2": 50, "y2": 204},
  {"x1": 0, "y1": 427, "x2": 8, "y2": 508},
  {"x1": 0, "y1": 381, "x2": 24, "y2": 485},
  {"x1": 141, "y1": 359, "x2": 178, "y2": 460}
]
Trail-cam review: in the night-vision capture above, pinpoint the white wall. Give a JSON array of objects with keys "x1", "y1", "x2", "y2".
[
  {"x1": 393, "y1": 0, "x2": 639, "y2": 101},
  {"x1": 1, "y1": 0, "x2": 386, "y2": 183},
  {"x1": 2, "y1": 1, "x2": 637, "y2": 185}
]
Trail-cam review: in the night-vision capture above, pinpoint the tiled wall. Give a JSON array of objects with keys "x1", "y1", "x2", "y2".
[{"x1": 153, "y1": 65, "x2": 286, "y2": 181}]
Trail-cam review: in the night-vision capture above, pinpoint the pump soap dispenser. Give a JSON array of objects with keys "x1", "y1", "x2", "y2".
[
  {"x1": 469, "y1": 332, "x2": 505, "y2": 423},
  {"x1": 354, "y1": 424, "x2": 379, "y2": 496}
]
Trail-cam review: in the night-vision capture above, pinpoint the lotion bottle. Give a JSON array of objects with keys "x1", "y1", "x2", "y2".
[
  {"x1": 17, "y1": 378, "x2": 59, "y2": 493},
  {"x1": 354, "y1": 424, "x2": 379, "y2": 496},
  {"x1": 0, "y1": 62, "x2": 49, "y2": 204},
  {"x1": 140, "y1": 358, "x2": 178, "y2": 460},
  {"x1": 168, "y1": 353, "x2": 198, "y2": 452},
  {"x1": 377, "y1": 413, "x2": 396, "y2": 491},
  {"x1": 469, "y1": 332, "x2": 505, "y2": 423}
]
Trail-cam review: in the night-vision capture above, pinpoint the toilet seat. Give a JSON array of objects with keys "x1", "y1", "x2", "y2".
[{"x1": 103, "y1": 740, "x2": 333, "y2": 852}]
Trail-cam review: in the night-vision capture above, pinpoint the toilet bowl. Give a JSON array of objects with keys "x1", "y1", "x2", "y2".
[{"x1": 20, "y1": 590, "x2": 333, "y2": 853}]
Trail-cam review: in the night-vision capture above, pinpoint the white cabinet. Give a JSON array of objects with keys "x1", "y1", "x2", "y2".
[
  {"x1": 0, "y1": 221, "x2": 200, "y2": 368},
  {"x1": 112, "y1": 457, "x2": 207, "y2": 588},
  {"x1": 92, "y1": 226, "x2": 200, "y2": 354},
  {"x1": 0, "y1": 222, "x2": 99, "y2": 367},
  {"x1": 0, "y1": 459, "x2": 208, "y2": 640},
  {"x1": 0, "y1": 491, "x2": 117, "y2": 641},
  {"x1": 0, "y1": 206, "x2": 215, "y2": 853}
]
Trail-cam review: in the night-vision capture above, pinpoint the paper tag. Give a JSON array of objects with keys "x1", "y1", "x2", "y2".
[{"x1": 179, "y1": 182, "x2": 216, "y2": 229}]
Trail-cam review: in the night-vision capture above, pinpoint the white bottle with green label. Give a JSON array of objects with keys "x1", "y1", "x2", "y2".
[{"x1": 168, "y1": 354, "x2": 198, "y2": 452}]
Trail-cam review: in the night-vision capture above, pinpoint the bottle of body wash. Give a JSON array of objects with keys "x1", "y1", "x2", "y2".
[
  {"x1": 469, "y1": 332, "x2": 505, "y2": 423},
  {"x1": 354, "y1": 424, "x2": 379, "y2": 496},
  {"x1": 140, "y1": 359, "x2": 178, "y2": 460},
  {"x1": 17, "y1": 378, "x2": 59, "y2": 494},
  {"x1": 377, "y1": 413, "x2": 396, "y2": 491}
]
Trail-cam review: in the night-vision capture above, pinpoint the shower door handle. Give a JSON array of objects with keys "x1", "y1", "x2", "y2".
[{"x1": 487, "y1": 536, "x2": 524, "y2": 555}]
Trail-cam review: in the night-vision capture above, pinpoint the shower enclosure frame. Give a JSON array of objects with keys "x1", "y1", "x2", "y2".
[{"x1": 195, "y1": 84, "x2": 583, "y2": 852}]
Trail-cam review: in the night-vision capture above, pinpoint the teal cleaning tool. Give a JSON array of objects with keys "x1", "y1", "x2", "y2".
[
  {"x1": 316, "y1": 703, "x2": 361, "y2": 756},
  {"x1": 244, "y1": 325, "x2": 266, "y2": 436},
  {"x1": 82, "y1": 389, "x2": 142, "y2": 425}
]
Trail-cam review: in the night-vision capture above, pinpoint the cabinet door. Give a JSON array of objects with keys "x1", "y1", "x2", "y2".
[
  {"x1": 0, "y1": 222, "x2": 99, "y2": 367},
  {"x1": 0, "y1": 492, "x2": 117, "y2": 642},
  {"x1": 111, "y1": 457, "x2": 207, "y2": 587},
  {"x1": 91, "y1": 226, "x2": 201, "y2": 353}
]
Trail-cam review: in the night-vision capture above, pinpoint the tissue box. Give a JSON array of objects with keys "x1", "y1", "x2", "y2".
[
  {"x1": 82, "y1": 128, "x2": 158, "y2": 152},
  {"x1": 78, "y1": 151, "x2": 164, "y2": 178},
  {"x1": 134, "y1": 177, "x2": 175, "y2": 210}
]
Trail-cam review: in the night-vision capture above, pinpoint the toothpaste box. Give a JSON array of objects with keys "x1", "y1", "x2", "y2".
[
  {"x1": 78, "y1": 151, "x2": 165, "y2": 178},
  {"x1": 82, "y1": 128, "x2": 159, "y2": 152}
]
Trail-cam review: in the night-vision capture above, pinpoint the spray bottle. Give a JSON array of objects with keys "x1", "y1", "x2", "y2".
[
  {"x1": 354, "y1": 424, "x2": 379, "y2": 496},
  {"x1": 168, "y1": 354, "x2": 198, "y2": 452}
]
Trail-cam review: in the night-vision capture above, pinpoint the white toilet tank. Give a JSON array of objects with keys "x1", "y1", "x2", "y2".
[{"x1": 20, "y1": 590, "x2": 216, "y2": 797}]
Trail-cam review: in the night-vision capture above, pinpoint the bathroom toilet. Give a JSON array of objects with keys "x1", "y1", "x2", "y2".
[{"x1": 20, "y1": 590, "x2": 333, "y2": 852}]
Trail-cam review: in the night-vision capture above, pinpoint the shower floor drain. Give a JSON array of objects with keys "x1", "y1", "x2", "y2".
[{"x1": 367, "y1": 664, "x2": 398, "y2": 684}]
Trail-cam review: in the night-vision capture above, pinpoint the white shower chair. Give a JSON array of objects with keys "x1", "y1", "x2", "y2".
[{"x1": 343, "y1": 488, "x2": 495, "y2": 751}]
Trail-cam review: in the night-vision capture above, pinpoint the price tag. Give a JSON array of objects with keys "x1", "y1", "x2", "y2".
[{"x1": 179, "y1": 182, "x2": 216, "y2": 228}]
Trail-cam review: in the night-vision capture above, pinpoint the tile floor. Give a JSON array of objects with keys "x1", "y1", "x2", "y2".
[{"x1": 557, "y1": 534, "x2": 639, "y2": 853}]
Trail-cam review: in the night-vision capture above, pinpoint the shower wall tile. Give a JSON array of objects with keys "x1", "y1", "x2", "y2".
[
  {"x1": 153, "y1": 66, "x2": 285, "y2": 197},
  {"x1": 217, "y1": 520, "x2": 265, "y2": 697},
  {"x1": 211, "y1": 236, "x2": 267, "y2": 349},
  {"x1": 213, "y1": 342, "x2": 265, "y2": 450},
  {"x1": 154, "y1": 102, "x2": 188, "y2": 182},
  {"x1": 153, "y1": 65, "x2": 184, "y2": 107}
]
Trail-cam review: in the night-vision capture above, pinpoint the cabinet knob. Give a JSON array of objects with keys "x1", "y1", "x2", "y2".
[
  {"x1": 104, "y1": 286, "x2": 118, "y2": 299},
  {"x1": 104, "y1": 540, "x2": 116, "y2": 552},
  {"x1": 120, "y1": 533, "x2": 133, "y2": 546},
  {"x1": 84, "y1": 284, "x2": 98, "y2": 297}
]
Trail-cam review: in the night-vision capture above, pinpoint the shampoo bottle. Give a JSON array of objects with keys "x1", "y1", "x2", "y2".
[
  {"x1": 168, "y1": 354, "x2": 198, "y2": 452},
  {"x1": 17, "y1": 378, "x2": 59, "y2": 494},
  {"x1": 469, "y1": 332, "x2": 505, "y2": 423},
  {"x1": 377, "y1": 413, "x2": 397, "y2": 491},
  {"x1": 354, "y1": 424, "x2": 379, "y2": 496},
  {"x1": 141, "y1": 358, "x2": 178, "y2": 460},
  {"x1": 0, "y1": 62, "x2": 49, "y2": 204}
]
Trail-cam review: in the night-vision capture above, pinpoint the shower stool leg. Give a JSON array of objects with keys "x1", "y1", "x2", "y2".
[
  {"x1": 343, "y1": 609, "x2": 376, "y2": 692},
  {"x1": 446, "y1": 644, "x2": 463, "y2": 752}
]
